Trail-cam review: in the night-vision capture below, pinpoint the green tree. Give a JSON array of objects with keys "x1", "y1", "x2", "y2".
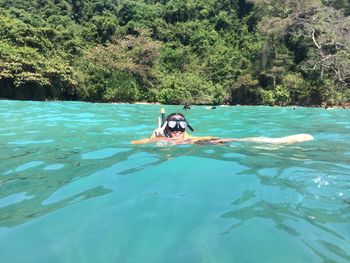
[
  {"x1": 77, "y1": 29, "x2": 160, "y2": 102},
  {"x1": 230, "y1": 74, "x2": 259, "y2": 104}
]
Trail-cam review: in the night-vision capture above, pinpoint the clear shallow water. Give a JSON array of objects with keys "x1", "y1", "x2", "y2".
[{"x1": 0, "y1": 100, "x2": 349, "y2": 263}]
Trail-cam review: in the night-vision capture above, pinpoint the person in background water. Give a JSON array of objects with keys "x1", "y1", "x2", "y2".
[
  {"x1": 132, "y1": 112, "x2": 314, "y2": 145},
  {"x1": 183, "y1": 103, "x2": 191, "y2": 110}
]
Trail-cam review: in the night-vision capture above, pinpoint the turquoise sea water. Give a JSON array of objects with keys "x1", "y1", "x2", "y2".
[{"x1": 0, "y1": 100, "x2": 349, "y2": 263}]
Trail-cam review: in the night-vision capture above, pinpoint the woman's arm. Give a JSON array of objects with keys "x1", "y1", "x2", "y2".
[
  {"x1": 203, "y1": 134, "x2": 314, "y2": 144},
  {"x1": 132, "y1": 134, "x2": 313, "y2": 145}
]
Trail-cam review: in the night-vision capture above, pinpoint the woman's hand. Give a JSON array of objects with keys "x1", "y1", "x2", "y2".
[{"x1": 151, "y1": 118, "x2": 168, "y2": 138}]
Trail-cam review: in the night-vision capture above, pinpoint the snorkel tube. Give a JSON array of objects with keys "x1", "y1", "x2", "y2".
[
  {"x1": 161, "y1": 108, "x2": 166, "y2": 127},
  {"x1": 160, "y1": 108, "x2": 170, "y2": 138}
]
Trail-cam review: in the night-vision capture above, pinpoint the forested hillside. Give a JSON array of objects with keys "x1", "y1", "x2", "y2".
[{"x1": 0, "y1": 0, "x2": 349, "y2": 105}]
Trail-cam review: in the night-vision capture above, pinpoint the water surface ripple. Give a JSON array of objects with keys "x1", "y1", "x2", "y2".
[{"x1": 0, "y1": 100, "x2": 349, "y2": 263}]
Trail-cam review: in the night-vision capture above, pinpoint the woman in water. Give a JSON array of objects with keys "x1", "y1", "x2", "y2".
[{"x1": 132, "y1": 113, "x2": 313, "y2": 145}]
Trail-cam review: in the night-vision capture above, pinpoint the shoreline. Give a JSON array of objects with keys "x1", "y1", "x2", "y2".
[{"x1": 1, "y1": 98, "x2": 349, "y2": 109}]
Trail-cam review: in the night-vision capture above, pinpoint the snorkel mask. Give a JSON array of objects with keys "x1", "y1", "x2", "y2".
[{"x1": 164, "y1": 113, "x2": 194, "y2": 137}]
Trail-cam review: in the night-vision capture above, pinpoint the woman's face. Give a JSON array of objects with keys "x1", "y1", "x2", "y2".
[{"x1": 166, "y1": 115, "x2": 187, "y2": 138}]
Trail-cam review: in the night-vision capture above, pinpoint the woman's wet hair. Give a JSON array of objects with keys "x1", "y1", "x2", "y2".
[{"x1": 166, "y1": 113, "x2": 185, "y2": 120}]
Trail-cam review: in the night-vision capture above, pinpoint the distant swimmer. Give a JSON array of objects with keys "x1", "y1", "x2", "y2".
[
  {"x1": 131, "y1": 110, "x2": 314, "y2": 145},
  {"x1": 183, "y1": 103, "x2": 191, "y2": 110}
]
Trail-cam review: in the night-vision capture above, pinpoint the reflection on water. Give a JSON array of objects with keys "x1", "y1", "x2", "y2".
[{"x1": 0, "y1": 100, "x2": 349, "y2": 262}]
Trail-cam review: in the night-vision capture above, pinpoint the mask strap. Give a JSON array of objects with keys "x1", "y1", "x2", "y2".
[{"x1": 185, "y1": 119, "x2": 194, "y2": 131}]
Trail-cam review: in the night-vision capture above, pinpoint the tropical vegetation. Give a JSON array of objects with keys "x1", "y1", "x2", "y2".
[{"x1": 0, "y1": 0, "x2": 349, "y2": 105}]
